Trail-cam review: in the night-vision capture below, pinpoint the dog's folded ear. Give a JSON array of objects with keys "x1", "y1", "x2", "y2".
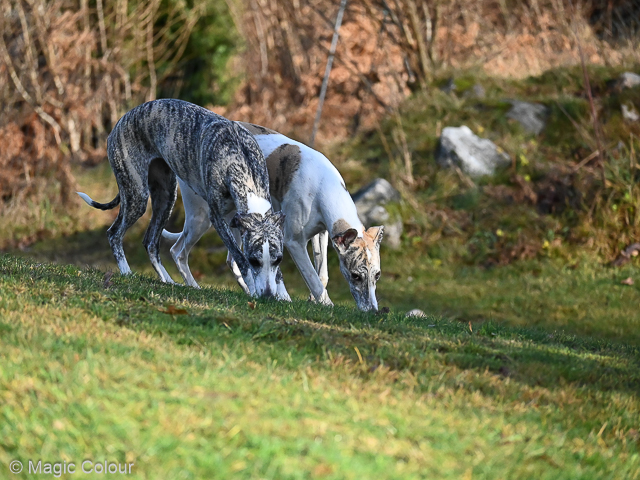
[
  {"x1": 332, "y1": 228, "x2": 359, "y2": 252},
  {"x1": 365, "y1": 226, "x2": 384, "y2": 249},
  {"x1": 230, "y1": 212, "x2": 252, "y2": 232},
  {"x1": 268, "y1": 210, "x2": 286, "y2": 229}
]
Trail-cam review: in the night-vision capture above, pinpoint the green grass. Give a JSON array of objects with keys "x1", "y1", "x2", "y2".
[{"x1": 1, "y1": 254, "x2": 640, "y2": 479}]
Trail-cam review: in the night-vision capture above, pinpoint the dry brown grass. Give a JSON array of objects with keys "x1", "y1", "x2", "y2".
[{"x1": 222, "y1": 0, "x2": 639, "y2": 145}]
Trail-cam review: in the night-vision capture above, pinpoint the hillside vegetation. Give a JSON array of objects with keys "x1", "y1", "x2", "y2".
[{"x1": 333, "y1": 65, "x2": 640, "y2": 263}]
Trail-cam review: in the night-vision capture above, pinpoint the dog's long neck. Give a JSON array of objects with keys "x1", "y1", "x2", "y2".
[
  {"x1": 207, "y1": 122, "x2": 272, "y2": 216},
  {"x1": 319, "y1": 185, "x2": 364, "y2": 239}
]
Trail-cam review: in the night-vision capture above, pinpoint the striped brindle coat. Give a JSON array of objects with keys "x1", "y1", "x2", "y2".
[
  {"x1": 163, "y1": 122, "x2": 384, "y2": 312},
  {"x1": 78, "y1": 99, "x2": 287, "y2": 299}
]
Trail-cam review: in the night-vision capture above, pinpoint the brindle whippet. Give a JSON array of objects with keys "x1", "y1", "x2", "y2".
[{"x1": 78, "y1": 99, "x2": 287, "y2": 299}]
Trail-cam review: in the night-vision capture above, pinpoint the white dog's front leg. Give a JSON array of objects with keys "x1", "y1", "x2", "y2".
[
  {"x1": 286, "y1": 239, "x2": 333, "y2": 307},
  {"x1": 309, "y1": 231, "x2": 331, "y2": 303},
  {"x1": 311, "y1": 231, "x2": 330, "y2": 288}
]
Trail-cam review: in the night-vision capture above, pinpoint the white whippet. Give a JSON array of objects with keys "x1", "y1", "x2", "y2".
[{"x1": 163, "y1": 122, "x2": 384, "y2": 312}]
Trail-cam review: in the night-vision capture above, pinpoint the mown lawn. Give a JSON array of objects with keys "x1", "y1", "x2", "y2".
[{"x1": 1, "y1": 254, "x2": 639, "y2": 479}]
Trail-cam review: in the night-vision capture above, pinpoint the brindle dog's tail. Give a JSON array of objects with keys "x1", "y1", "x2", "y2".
[{"x1": 77, "y1": 191, "x2": 121, "y2": 210}]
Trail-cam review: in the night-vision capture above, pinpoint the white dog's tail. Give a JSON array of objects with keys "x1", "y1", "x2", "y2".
[
  {"x1": 77, "y1": 192, "x2": 120, "y2": 210},
  {"x1": 161, "y1": 229, "x2": 182, "y2": 242}
]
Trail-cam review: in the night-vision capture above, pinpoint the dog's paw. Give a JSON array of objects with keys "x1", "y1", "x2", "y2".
[
  {"x1": 319, "y1": 291, "x2": 333, "y2": 307},
  {"x1": 321, "y1": 299, "x2": 334, "y2": 307},
  {"x1": 308, "y1": 290, "x2": 333, "y2": 307}
]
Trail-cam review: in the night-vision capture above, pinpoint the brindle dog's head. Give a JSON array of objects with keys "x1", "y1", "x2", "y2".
[
  {"x1": 332, "y1": 225, "x2": 384, "y2": 312},
  {"x1": 231, "y1": 211, "x2": 286, "y2": 299}
]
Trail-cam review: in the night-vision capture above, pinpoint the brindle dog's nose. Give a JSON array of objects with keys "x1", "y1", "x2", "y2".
[{"x1": 263, "y1": 283, "x2": 274, "y2": 298}]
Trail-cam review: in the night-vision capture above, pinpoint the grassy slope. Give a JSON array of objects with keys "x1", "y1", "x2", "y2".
[{"x1": 1, "y1": 255, "x2": 640, "y2": 479}]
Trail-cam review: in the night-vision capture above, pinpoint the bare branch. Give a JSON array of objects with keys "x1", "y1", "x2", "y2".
[
  {"x1": 0, "y1": 30, "x2": 62, "y2": 145},
  {"x1": 96, "y1": 0, "x2": 108, "y2": 55},
  {"x1": 15, "y1": 0, "x2": 43, "y2": 103}
]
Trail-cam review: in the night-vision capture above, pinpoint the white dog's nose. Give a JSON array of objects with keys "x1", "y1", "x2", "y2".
[{"x1": 369, "y1": 285, "x2": 378, "y2": 312}]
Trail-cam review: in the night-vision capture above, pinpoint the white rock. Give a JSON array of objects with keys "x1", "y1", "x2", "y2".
[
  {"x1": 619, "y1": 72, "x2": 640, "y2": 90},
  {"x1": 405, "y1": 309, "x2": 426, "y2": 318},
  {"x1": 436, "y1": 126, "x2": 511, "y2": 177}
]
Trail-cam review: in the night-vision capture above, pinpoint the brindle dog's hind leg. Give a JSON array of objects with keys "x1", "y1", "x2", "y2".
[
  {"x1": 106, "y1": 151, "x2": 150, "y2": 275},
  {"x1": 145, "y1": 158, "x2": 178, "y2": 284}
]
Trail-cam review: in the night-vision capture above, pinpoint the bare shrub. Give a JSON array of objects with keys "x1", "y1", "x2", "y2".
[
  {"x1": 0, "y1": 0, "x2": 201, "y2": 203},
  {"x1": 224, "y1": 0, "x2": 638, "y2": 144}
]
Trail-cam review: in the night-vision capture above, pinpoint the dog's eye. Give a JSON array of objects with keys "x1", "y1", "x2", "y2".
[
  {"x1": 351, "y1": 273, "x2": 362, "y2": 282},
  {"x1": 374, "y1": 271, "x2": 381, "y2": 281},
  {"x1": 249, "y1": 258, "x2": 261, "y2": 268},
  {"x1": 274, "y1": 255, "x2": 283, "y2": 265}
]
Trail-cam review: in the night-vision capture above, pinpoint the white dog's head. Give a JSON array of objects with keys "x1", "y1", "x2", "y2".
[
  {"x1": 231, "y1": 211, "x2": 286, "y2": 298},
  {"x1": 332, "y1": 223, "x2": 384, "y2": 312}
]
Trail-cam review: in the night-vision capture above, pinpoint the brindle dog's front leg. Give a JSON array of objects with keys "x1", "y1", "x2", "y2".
[
  {"x1": 209, "y1": 212, "x2": 256, "y2": 296},
  {"x1": 224, "y1": 211, "x2": 251, "y2": 295}
]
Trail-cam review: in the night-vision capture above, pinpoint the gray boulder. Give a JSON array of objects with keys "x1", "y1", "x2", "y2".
[
  {"x1": 506, "y1": 100, "x2": 549, "y2": 135},
  {"x1": 352, "y1": 178, "x2": 402, "y2": 249},
  {"x1": 619, "y1": 72, "x2": 640, "y2": 90},
  {"x1": 469, "y1": 83, "x2": 486, "y2": 99},
  {"x1": 439, "y1": 78, "x2": 456, "y2": 94},
  {"x1": 440, "y1": 78, "x2": 486, "y2": 99},
  {"x1": 436, "y1": 125, "x2": 510, "y2": 177}
]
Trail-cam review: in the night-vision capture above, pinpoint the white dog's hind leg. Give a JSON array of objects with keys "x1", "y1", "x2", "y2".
[
  {"x1": 167, "y1": 180, "x2": 212, "y2": 288},
  {"x1": 155, "y1": 262, "x2": 177, "y2": 284},
  {"x1": 170, "y1": 216, "x2": 211, "y2": 288}
]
